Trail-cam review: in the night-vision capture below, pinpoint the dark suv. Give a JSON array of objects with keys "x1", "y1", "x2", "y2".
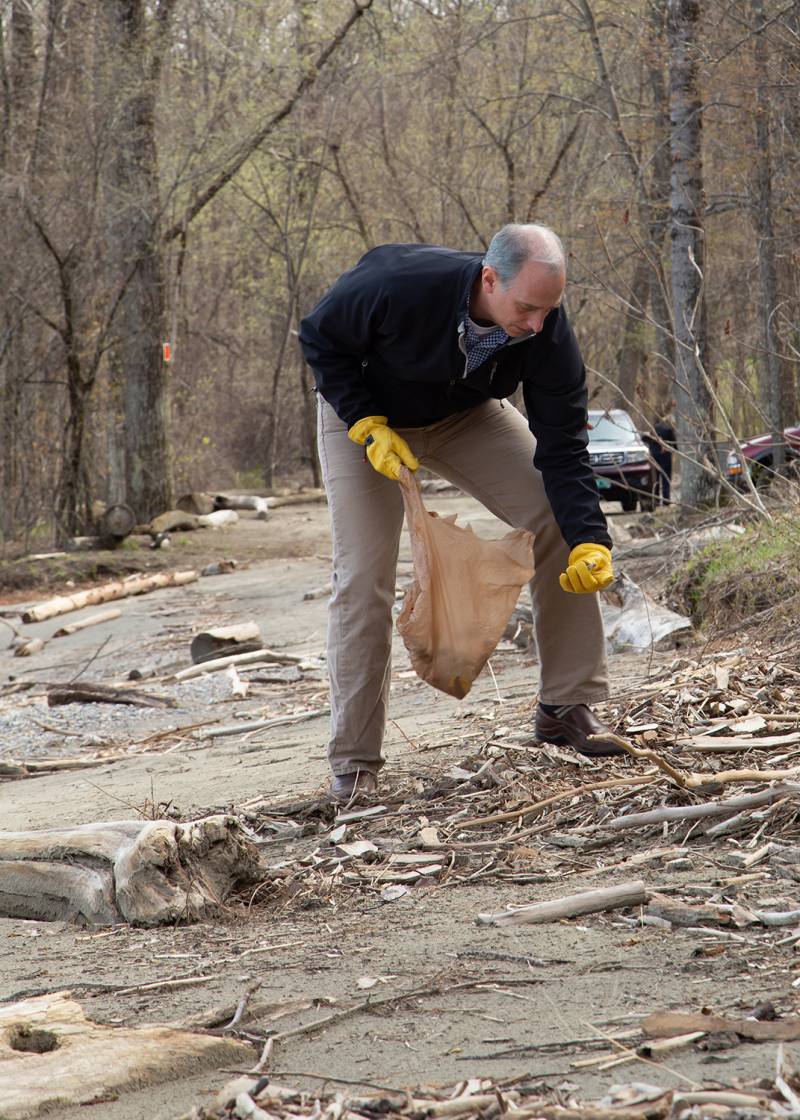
[{"x1": 587, "y1": 409, "x2": 656, "y2": 512}]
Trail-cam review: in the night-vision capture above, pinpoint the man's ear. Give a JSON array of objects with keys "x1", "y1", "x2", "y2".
[{"x1": 482, "y1": 265, "x2": 498, "y2": 293}]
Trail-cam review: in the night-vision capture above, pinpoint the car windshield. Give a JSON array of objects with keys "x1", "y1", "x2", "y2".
[{"x1": 588, "y1": 413, "x2": 637, "y2": 443}]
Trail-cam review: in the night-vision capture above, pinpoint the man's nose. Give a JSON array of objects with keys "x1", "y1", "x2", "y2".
[{"x1": 528, "y1": 310, "x2": 547, "y2": 332}]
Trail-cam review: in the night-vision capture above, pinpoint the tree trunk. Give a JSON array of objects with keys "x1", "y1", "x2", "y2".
[
  {"x1": 47, "y1": 249, "x2": 93, "y2": 543},
  {"x1": 752, "y1": 0, "x2": 785, "y2": 471},
  {"x1": 101, "y1": 0, "x2": 173, "y2": 522},
  {"x1": 614, "y1": 254, "x2": 651, "y2": 410},
  {"x1": 645, "y1": 0, "x2": 676, "y2": 414},
  {"x1": 8, "y1": 0, "x2": 36, "y2": 154},
  {"x1": 667, "y1": 0, "x2": 715, "y2": 507},
  {"x1": 0, "y1": 1, "x2": 38, "y2": 543}
]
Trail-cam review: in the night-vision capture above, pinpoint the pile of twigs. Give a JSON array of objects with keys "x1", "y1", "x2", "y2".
[{"x1": 182, "y1": 1050, "x2": 800, "y2": 1119}]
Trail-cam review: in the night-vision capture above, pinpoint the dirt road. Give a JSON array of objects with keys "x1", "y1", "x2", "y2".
[{"x1": 1, "y1": 495, "x2": 794, "y2": 1119}]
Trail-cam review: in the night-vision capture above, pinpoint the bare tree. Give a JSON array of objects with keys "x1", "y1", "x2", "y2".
[
  {"x1": 751, "y1": 0, "x2": 787, "y2": 471},
  {"x1": 667, "y1": 0, "x2": 715, "y2": 506},
  {"x1": 98, "y1": 0, "x2": 177, "y2": 522}
]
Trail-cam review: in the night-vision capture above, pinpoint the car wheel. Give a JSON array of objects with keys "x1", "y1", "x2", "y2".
[{"x1": 620, "y1": 491, "x2": 637, "y2": 512}]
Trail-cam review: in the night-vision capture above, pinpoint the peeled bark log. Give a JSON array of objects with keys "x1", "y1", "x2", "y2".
[
  {"x1": 22, "y1": 569, "x2": 198, "y2": 623},
  {"x1": 0, "y1": 816, "x2": 265, "y2": 926},
  {"x1": 0, "y1": 991, "x2": 251, "y2": 1119}
]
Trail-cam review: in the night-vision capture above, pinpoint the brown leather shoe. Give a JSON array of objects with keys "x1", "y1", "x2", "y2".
[
  {"x1": 329, "y1": 770, "x2": 379, "y2": 803},
  {"x1": 534, "y1": 704, "x2": 626, "y2": 758}
]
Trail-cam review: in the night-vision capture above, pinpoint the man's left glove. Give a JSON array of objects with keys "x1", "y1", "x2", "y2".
[
  {"x1": 559, "y1": 543, "x2": 614, "y2": 594},
  {"x1": 348, "y1": 415, "x2": 419, "y2": 481}
]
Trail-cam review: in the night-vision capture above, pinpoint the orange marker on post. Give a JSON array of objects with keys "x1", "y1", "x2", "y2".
[{"x1": 162, "y1": 342, "x2": 172, "y2": 363}]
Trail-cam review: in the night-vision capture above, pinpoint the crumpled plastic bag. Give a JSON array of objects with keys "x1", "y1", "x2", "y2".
[{"x1": 396, "y1": 468, "x2": 535, "y2": 698}]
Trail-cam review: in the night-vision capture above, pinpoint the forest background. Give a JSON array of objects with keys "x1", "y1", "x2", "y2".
[{"x1": 1, "y1": 0, "x2": 797, "y2": 549}]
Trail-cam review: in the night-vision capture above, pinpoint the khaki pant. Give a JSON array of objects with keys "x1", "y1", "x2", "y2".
[{"x1": 317, "y1": 397, "x2": 609, "y2": 776}]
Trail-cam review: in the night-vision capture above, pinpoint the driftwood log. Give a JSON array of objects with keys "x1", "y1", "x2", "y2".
[
  {"x1": 0, "y1": 816, "x2": 265, "y2": 926},
  {"x1": 0, "y1": 991, "x2": 251, "y2": 1119},
  {"x1": 476, "y1": 880, "x2": 648, "y2": 927},
  {"x1": 21, "y1": 570, "x2": 198, "y2": 624},
  {"x1": 642, "y1": 1009, "x2": 800, "y2": 1042}
]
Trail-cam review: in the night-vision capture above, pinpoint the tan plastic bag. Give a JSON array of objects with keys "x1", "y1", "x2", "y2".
[{"x1": 396, "y1": 469, "x2": 535, "y2": 699}]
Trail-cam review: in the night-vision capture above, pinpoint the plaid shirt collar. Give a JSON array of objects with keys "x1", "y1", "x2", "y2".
[{"x1": 463, "y1": 301, "x2": 509, "y2": 376}]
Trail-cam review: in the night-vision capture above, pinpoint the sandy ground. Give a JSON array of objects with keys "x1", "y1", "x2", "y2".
[{"x1": 1, "y1": 495, "x2": 796, "y2": 1119}]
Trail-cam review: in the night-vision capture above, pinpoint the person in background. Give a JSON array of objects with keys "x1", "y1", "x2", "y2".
[
  {"x1": 299, "y1": 224, "x2": 626, "y2": 804},
  {"x1": 646, "y1": 412, "x2": 678, "y2": 505}
]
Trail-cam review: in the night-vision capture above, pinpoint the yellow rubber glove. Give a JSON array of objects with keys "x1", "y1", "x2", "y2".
[
  {"x1": 348, "y1": 415, "x2": 419, "y2": 481},
  {"x1": 559, "y1": 543, "x2": 614, "y2": 594}
]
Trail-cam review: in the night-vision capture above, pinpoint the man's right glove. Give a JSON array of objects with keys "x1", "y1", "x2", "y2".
[
  {"x1": 348, "y1": 415, "x2": 419, "y2": 481},
  {"x1": 559, "y1": 543, "x2": 614, "y2": 594}
]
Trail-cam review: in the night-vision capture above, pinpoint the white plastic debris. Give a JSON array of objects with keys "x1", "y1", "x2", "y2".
[{"x1": 601, "y1": 570, "x2": 693, "y2": 652}]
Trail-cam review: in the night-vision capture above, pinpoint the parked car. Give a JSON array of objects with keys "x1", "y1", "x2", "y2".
[
  {"x1": 586, "y1": 409, "x2": 656, "y2": 512},
  {"x1": 724, "y1": 424, "x2": 800, "y2": 489}
]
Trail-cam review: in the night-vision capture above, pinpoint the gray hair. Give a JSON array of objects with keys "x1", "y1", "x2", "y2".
[{"x1": 483, "y1": 223, "x2": 566, "y2": 287}]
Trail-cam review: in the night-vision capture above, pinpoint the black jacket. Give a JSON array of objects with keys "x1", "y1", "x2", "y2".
[{"x1": 299, "y1": 243, "x2": 610, "y2": 550}]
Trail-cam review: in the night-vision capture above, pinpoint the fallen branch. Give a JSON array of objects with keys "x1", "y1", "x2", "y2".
[
  {"x1": 53, "y1": 608, "x2": 122, "y2": 637},
  {"x1": 454, "y1": 775, "x2": 658, "y2": 831},
  {"x1": 223, "y1": 980, "x2": 264, "y2": 1031},
  {"x1": 210, "y1": 709, "x2": 330, "y2": 738},
  {"x1": 114, "y1": 975, "x2": 214, "y2": 997},
  {"x1": 0, "y1": 755, "x2": 127, "y2": 779},
  {"x1": 46, "y1": 681, "x2": 176, "y2": 709},
  {"x1": 683, "y1": 731, "x2": 800, "y2": 751},
  {"x1": 22, "y1": 570, "x2": 198, "y2": 624},
  {"x1": 597, "y1": 732, "x2": 800, "y2": 790},
  {"x1": 270, "y1": 977, "x2": 543, "y2": 1044},
  {"x1": 476, "y1": 880, "x2": 648, "y2": 927},
  {"x1": 174, "y1": 647, "x2": 307, "y2": 681},
  {"x1": 607, "y1": 784, "x2": 798, "y2": 831}
]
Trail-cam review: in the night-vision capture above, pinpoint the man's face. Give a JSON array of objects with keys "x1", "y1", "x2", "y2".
[{"x1": 480, "y1": 260, "x2": 565, "y2": 337}]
